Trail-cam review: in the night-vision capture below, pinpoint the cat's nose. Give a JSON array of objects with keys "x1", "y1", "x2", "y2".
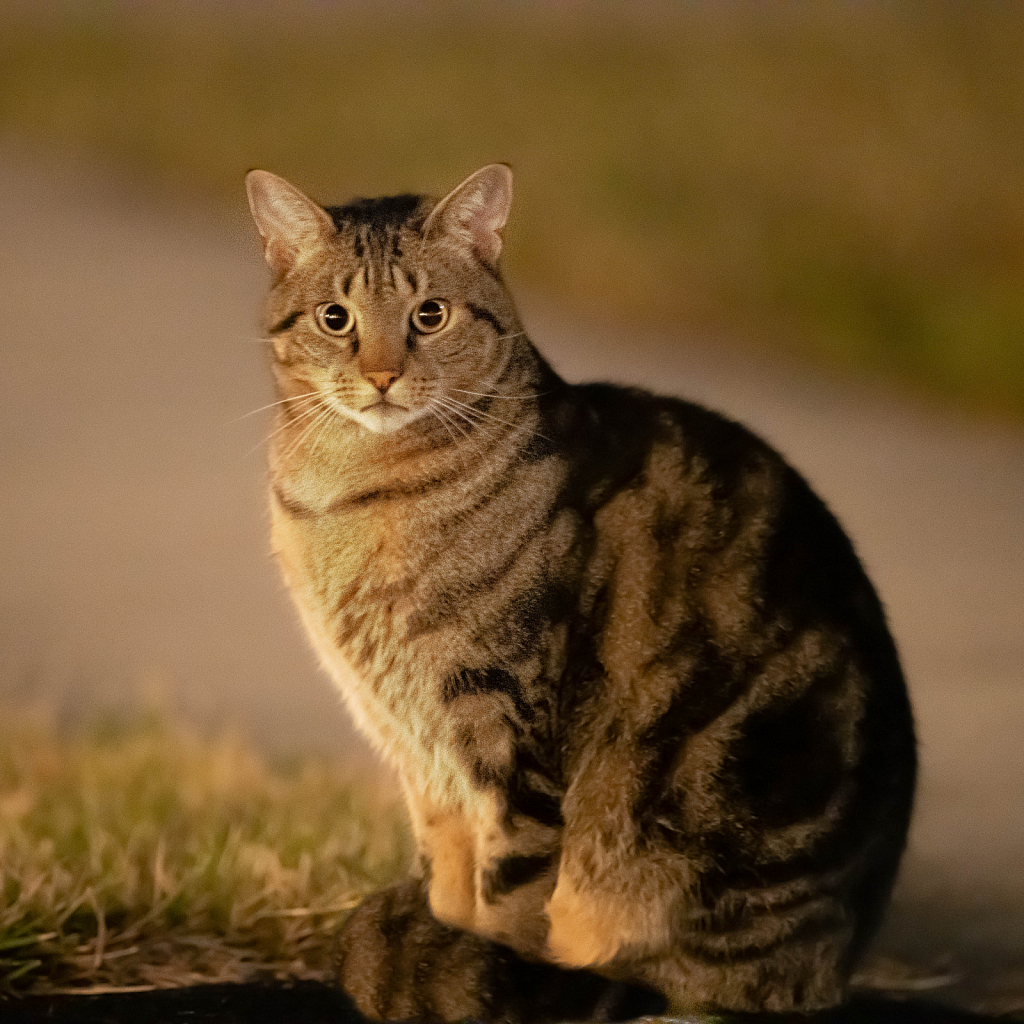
[{"x1": 364, "y1": 370, "x2": 400, "y2": 394}]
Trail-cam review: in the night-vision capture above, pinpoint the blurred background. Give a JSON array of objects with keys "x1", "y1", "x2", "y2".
[{"x1": 0, "y1": 0, "x2": 1022, "y2": 1004}]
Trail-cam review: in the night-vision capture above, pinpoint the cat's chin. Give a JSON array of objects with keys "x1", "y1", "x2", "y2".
[{"x1": 344, "y1": 402, "x2": 426, "y2": 435}]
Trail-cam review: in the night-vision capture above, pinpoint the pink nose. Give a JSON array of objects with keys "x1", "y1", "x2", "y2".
[{"x1": 364, "y1": 370, "x2": 400, "y2": 393}]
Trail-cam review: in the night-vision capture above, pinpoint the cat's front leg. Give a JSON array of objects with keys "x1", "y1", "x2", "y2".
[
  {"x1": 401, "y1": 780, "x2": 477, "y2": 931},
  {"x1": 403, "y1": 777, "x2": 558, "y2": 962},
  {"x1": 544, "y1": 742, "x2": 686, "y2": 971}
]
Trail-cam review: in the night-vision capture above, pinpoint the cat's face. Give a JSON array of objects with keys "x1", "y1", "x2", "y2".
[{"x1": 247, "y1": 166, "x2": 520, "y2": 437}]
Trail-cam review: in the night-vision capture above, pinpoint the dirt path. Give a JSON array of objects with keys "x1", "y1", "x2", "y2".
[{"x1": 1, "y1": 144, "x2": 1021, "y2": 1002}]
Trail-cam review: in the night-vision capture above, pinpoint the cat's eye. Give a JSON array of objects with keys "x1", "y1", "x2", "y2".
[
  {"x1": 315, "y1": 302, "x2": 355, "y2": 336},
  {"x1": 411, "y1": 299, "x2": 450, "y2": 334}
]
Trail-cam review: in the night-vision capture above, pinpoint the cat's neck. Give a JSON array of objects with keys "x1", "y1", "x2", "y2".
[{"x1": 268, "y1": 337, "x2": 562, "y2": 514}]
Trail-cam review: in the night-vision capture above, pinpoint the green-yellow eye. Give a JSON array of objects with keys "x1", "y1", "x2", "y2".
[
  {"x1": 411, "y1": 298, "x2": 449, "y2": 334},
  {"x1": 315, "y1": 302, "x2": 354, "y2": 335}
]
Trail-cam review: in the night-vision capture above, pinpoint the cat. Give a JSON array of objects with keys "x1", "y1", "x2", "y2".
[{"x1": 244, "y1": 164, "x2": 916, "y2": 1020}]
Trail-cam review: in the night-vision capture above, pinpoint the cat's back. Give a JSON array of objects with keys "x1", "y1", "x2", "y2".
[{"x1": 555, "y1": 380, "x2": 886, "y2": 630}]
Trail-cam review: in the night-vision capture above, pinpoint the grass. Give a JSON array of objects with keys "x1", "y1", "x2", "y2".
[
  {"x1": 0, "y1": 2, "x2": 1022, "y2": 417},
  {"x1": 0, "y1": 709, "x2": 410, "y2": 995},
  {"x1": 0, "y1": 708, "x2": 1019, "y2": 1016}
]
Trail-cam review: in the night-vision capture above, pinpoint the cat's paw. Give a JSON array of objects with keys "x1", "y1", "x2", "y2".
[
  {"x1": 335, "y1": 878, "x2": 667, "y2": 1024},
  {"x1": 335, "y1": 878, "x2": 501, "y2": 1023}
]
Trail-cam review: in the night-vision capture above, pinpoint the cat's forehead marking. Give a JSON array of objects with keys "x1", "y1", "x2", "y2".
[
  {"x1": 329, "y1": 195, "x2": 421, "y2": 263},
  {"x1": 390, "y1": 263, "x2": 415, "y2": 298},
  {"x1": 342, "y1": 263, "x2": 413, "y2": 305},
  {"x1": 345, "y1": 266, "x2": 370, "y2": 304}
]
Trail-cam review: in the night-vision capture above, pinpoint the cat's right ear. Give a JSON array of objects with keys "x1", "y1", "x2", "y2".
[{"x1": 245, "y1": 170, "x2": 335, "y2": 276}]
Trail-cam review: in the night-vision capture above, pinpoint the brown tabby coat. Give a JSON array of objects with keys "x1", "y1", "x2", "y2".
[{"x1": 245, "y1": 165, "x2": 916, "y2": 1019}]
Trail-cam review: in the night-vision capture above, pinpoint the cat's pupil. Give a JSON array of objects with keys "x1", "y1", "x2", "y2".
[
  {"x1": 415, "y1": 299, "x2": 447, "y2": 331},
  {"x1": 323, "y1": 304, "x2": 350, "y2": 332}
]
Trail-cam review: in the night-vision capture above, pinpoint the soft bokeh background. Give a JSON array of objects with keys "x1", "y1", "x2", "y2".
[
  {"x1": 4, "y1": 1, "x2": 1024, "y2": 413},
  {"x1": 1, "y1": 0, "x2": 1022, "y2": 1005}
]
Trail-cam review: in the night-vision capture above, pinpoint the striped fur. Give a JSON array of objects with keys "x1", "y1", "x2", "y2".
[{"x1": 245, "y1": 166, "x2": 916, "y2": 1018}]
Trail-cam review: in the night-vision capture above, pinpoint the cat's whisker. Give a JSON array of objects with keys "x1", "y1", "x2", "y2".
[
  {"x1": 433, "y1": 402, "x2": 508, "y2": 467},
  {"x1": 427, "y1": 402, "x2": 471, "y2": 462},
  {"x1": 427, "y1": 404, "x2": 461, "y2": 447},
  {"x1": 282, "y1": 404, "x2": 336, "y2": 461},
  {"x1": 232, "y1": 389, "x2": 324, "y2": 422},
  {"x1": 440, "y1": 396, "x2": 550, "y2": 443},
  {"x1": 440, "y1": 396, "x2": 519, "y2": 429},
  {"x1": 450, "y1": 388, "x2": 549, "y2": 401},
  {"x1": 432, "y1": 397, "x2": 503, "y2": 444},
  {"x1": 430, "y1": 399, "x2": 493, "y2": 446},
  {"x1": 260, "y1": 398, "x2": 326, "y2": 439},
  {"x1": 427, "y1": 400, "x2": 493, "y2": 480},
  {"x1": 305, "y1": 406, "x2": 340, "y2": 460},
  {"x1": 248, "y1": 400, "x2": 325, "y2": 457}
]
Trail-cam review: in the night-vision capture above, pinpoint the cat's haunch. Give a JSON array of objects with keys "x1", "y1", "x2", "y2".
[{"x1": 246, "y1": 164, "x2": 916, "y2": 1019}]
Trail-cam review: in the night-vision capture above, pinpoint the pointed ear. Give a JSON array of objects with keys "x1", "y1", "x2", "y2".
[
  {"x1": 245, "y1": 170, "x2": 335, "y2": 275},
  {"x1": 422, "y1": 164, "x2": 513, "y2": 269}
]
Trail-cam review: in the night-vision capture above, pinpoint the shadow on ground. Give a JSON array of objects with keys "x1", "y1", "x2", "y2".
[{"x1": 0, "y1": 982, "x2": 1012, "y2": 1024}]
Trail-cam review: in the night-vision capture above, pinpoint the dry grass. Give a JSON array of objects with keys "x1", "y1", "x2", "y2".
[
  {"x1": 0, "y1": 710, "x2": 409, "y2": 995},
  {"x1": 0, "y1": 2, "x2": 1022, "y2": 416},
  {"x1": 1, "y1": 710, "x2": 1021, "y2": 1016}
]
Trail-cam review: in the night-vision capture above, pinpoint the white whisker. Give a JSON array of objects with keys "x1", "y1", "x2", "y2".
[
  {"x1": 232, "y1": 389, "x2": 323, "y2": 422},
  {"x1": 432, "y1": 399, "x2": 507, "y2": 458},
  {"x1": 427, "y1": 400, "x2": 493, "y2": 475},
  {"x1": 439, "y1": 396, "x2": 550, "y2": 442},
  {"x1": 450, "y1": 388, "x2": 549, "y2": 401},
  {"x1": 428, "y1": 404, "x2": 461, "y2": 446},
  {"x1": 432, "y1": 397, "x2": 500, "y2": 439},
  {"x1": 282, "y1": 404, "x2": 335, "y2": 461},
  {"x1": 305, "y1": 405, "x2": 339, "y2": 460},
  {"x1": 247, "y1": 400, "x2": 325, "y2": 457}
]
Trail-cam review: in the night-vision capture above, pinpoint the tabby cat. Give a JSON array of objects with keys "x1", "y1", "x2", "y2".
[{"x1": 245, "y1": 164, "x2": 916, "y2": 1020}]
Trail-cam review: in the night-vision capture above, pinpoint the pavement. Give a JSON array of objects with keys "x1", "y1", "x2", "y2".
[{"x1": 1, "y1": 143, "x2": 1021, "y2": 995}]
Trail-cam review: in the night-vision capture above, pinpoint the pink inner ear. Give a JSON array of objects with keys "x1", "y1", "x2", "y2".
[
  {"x1": 425, "y1": 165, "x2": 513, "y2": 267},
  {"x1": 246, "y1": 170, "x2": 333, "y2": 272}
]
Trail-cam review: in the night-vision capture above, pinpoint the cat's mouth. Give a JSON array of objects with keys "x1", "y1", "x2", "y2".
[
  {"x1": 350, "y1": 397, "x2": 425, "y2": 435},
  {"x1": 360, "y1": 398, "x2": 409, "y2": 413}
]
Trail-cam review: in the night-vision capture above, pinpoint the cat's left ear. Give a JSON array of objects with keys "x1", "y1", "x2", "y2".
[
  {"x1": 422, "y1": 164, "x2": 513, "y2": 270},
  {"x1": 245, "y1": 170, "x2": 335, "y2": 276}
]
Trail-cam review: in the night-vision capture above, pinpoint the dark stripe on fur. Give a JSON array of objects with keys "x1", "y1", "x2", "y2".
[
  {"x1": 269, "y1": 311, "x2": 301, "y2": 335},
  {"x1": 678, "y1": 898, "x2": 845, "y2": 964},
  {"x1": 505, "y1": 744, "x2": 563, "y2": 827},
  {"x1": 441, "y1": 667, "x2": 532, "y2": 723},
  {"x1": 475, "y1": 253, "x2": 503, "y2": 281},
  {"x1": 506, "y1": 778, "x2": 563, "y2": 828},
  {"x1": 325, "y1": 467, "x2": 467, "y2": 514},
  {"x1": 481, "y1": 854, "x2": 554, "y2": 903},
  {"x1": 466, "y1": 302, "x2": 504, "y2": 336},
  {"x1": 397, "y1": 445, "x2": 531, "y2": 587},
  {"x1": 405, "y1": 513, "x2": 555, "y2": 640},
  {"x1": 327, "y1": 194, "x2": 423, "y2": 232}
]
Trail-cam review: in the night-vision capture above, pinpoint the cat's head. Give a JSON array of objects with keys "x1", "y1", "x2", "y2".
[{"x1": 246, "y1": 164, "x2": 524, "y2": 437}]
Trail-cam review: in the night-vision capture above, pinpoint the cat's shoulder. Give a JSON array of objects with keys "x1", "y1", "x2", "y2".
[{"x1": 559, "y1": 379, "x2": 792, "y2": 485}]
